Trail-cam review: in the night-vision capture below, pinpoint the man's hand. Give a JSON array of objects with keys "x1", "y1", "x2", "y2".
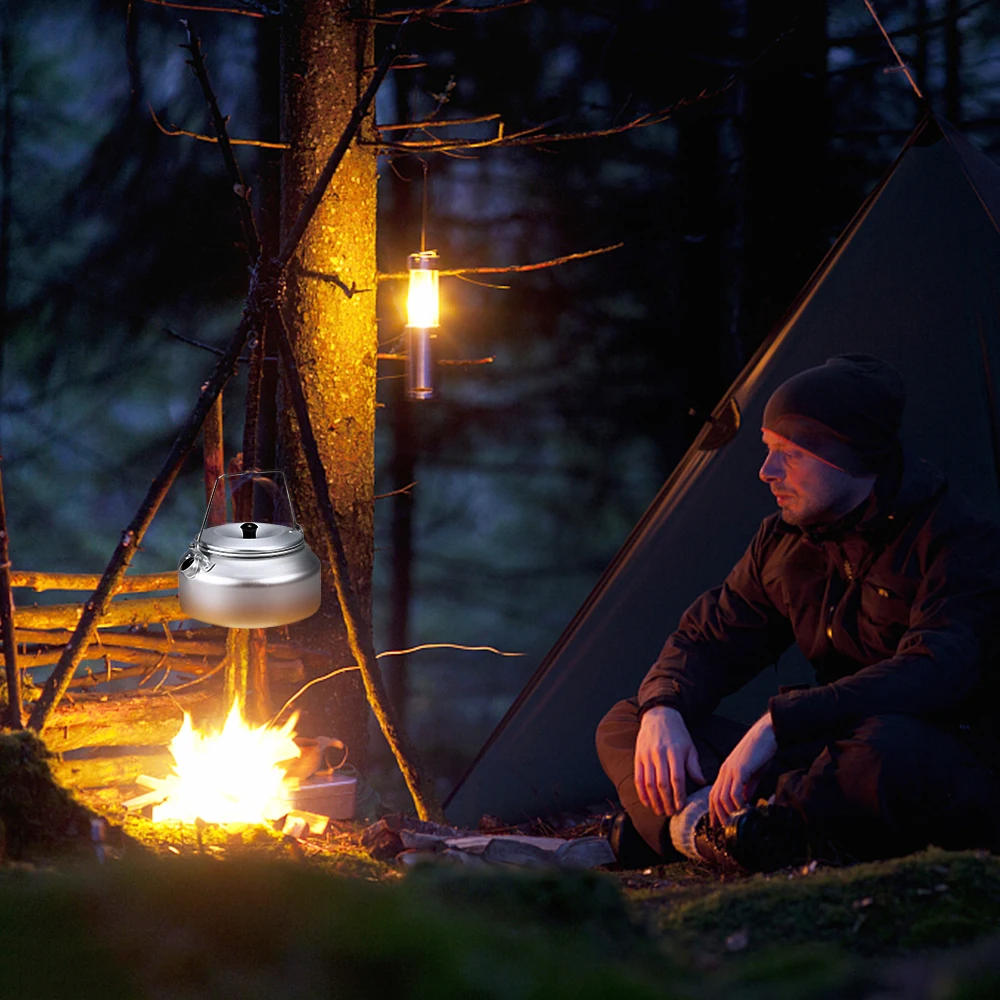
[
  {"x1": 634, "y1": 706, "x2": 706, "y2": 817},
  {"x1": 709, "y1": 712, "x2": 778, "y2": 827}
]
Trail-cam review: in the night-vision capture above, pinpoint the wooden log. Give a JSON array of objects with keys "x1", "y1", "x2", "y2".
[
  {"x1": 15, "y1": 595, "x2": 183, "y2": 631},
  {"x1": 51, "y1": 750, "x2": 175, "y2": 790},
  {"x1": 12, "y1": 625, "x2": 327, "y2": 663},
  {"x1": 11, "y1": 571, "x2": 177, "y2": 594},
  {"x1": 41, "y1": 687, "x2": 220, "y2": 754}
]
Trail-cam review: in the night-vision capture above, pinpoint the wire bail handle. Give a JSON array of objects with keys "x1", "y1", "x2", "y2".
[{"x1": 197, "y1": 470, "x2": 298, "y2": 544}]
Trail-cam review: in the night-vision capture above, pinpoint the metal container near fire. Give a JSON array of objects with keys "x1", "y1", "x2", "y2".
[{"x1": 178, "y1": 471, "x2": 321, "y2": 628}]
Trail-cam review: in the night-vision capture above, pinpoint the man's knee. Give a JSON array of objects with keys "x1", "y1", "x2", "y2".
[{"x1": 595, "y1": 698, "x2": 640, "y2": 773}]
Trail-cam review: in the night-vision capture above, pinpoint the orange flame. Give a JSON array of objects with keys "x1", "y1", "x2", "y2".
[{"x1": 144, "y1": 700, "x2": 302, "y2": 825}]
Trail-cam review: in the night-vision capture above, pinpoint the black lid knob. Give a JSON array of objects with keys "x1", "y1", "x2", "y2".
[{"x1": 240, "y1": 522, "x2": 258, "y2": 539}]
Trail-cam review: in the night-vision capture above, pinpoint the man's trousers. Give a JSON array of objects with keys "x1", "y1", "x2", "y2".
[{"x1": 596, "y1": 698, "x2": 1000, "y2": 861}]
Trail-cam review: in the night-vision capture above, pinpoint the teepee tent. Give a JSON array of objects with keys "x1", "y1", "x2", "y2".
[{"x1": 444, "y1": 113, "x2": 1000, "y2": 827}]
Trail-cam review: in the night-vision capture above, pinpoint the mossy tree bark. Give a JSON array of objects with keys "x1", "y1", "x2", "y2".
[{"x1": 278, "y1": 0, "x2": 377, "y2": 764}]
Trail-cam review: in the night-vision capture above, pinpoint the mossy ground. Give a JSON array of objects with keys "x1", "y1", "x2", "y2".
[{"x1": 7, "y1": 738, "x2": 1000, "y2": 998}]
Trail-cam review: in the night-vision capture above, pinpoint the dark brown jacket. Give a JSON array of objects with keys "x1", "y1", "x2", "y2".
[{"x1": 637, "y1": 459, "x2": 1000, "y2": 748}]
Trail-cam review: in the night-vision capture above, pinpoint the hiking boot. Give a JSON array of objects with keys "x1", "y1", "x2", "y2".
[
  {"x1": 692, "y1": 802, "x2": 813, "y2": 873},
  {"x1": 691, "y1": 812, "x2": 746, "y2": 873},
  {"x1": 606, "y1": 809, "x2": 674, "y2": 868}
]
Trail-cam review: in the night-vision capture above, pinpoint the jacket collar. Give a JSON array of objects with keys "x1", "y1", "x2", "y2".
[{"x1": 774, "y1": 453, "x2": 946, "y2": 545}]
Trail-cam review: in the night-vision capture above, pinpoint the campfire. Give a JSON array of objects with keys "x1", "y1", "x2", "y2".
[{"x1": 127, "y1": 701, "x2": 303, "y2": 825}]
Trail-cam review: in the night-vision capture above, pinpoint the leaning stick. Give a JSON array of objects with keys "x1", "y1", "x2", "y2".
[
  {"x1": 0, "y1": 464, "x2": 20, "y2": 727},
  {"x1": 272, "y1": 304, "x2": 443, "y2": 822},
  {"x1": 27, "y1": 16, "x2": 412, "y2": 734},
  {"x1": 25, "y1": 306, "x2": 259, "y2": 731}
]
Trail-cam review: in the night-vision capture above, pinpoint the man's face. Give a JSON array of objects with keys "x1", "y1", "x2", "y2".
[{"x1": 759, "y1": 429, "x2": 874, "y2": 526}]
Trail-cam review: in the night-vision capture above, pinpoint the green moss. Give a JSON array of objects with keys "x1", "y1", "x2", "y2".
[
  {"x1": 0, "y1": 730, "x2": 91, "y2": 858},
  {"x1": 642, "y1": 848, "x2": 1000, "y2": 958}
]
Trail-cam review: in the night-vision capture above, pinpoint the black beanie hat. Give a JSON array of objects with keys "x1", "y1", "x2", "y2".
[{"x1": 762, "y1": 354, "x2": 905, "y2": 475}]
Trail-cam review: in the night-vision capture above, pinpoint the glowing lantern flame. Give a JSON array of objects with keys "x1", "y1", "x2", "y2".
[
  {"x1": 406, "y1": 250, "x2": 440, "y2": 328},
  {"x1": 148, "y1": 701, "x2": 301, "y2": 825}
]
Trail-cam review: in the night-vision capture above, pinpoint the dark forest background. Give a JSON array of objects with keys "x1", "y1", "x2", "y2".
[{"x1": 2, "y1": 0, "x2": 999, "y2": 797}]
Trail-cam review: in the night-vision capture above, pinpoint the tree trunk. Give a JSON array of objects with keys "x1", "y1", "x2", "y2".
[{"x1": 278, "y1": 0, "x2": 376, "y2": 764}]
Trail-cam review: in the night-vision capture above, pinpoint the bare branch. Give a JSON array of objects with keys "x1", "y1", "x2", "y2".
[
  {"x1": 374, "y1": 481, "x2": 417, "y2": 500},
  {"x1": 182, "y1": 23, "x2": 262, "y2": 261},
  {"x1": 377, "y1": 113, "x2": 501, "y2": 132},
  {"x1": 149, "y1": 103, "x2": 290, "y2": 149},
  {"x1": 141, "y1": 0, "x2": 268, "y2": 18},
  {"x1": 371, "y1": 0, "x2": 534, "y2": 22},
  {"x1": 298, "y1": 267, "x2": 361, "y2": 298},
  {"x1": 378, "y1": 241, "x2": 623, "y2": 281}
]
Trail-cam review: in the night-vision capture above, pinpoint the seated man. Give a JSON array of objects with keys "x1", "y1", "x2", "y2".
[{"x1": 597, "y1": 355, "x2": 1000, "y2": 872}]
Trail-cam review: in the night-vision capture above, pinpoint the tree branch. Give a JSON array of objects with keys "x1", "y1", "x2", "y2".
[
  {"x1": 181, "y1": 22, "x2": 261, "y2": 262},
  {"x1": 377, "y1": 241, "x2": 623, "y2": 281},
  {"x1": 149, "y1": 103, "x2": 290, "y2": 149},
  {"x1": 141, "y1": 0, "x2": 270, "y2": 19}
]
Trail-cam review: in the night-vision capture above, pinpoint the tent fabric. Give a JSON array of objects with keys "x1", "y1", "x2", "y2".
[{"x1": 443, "y1": 114, "x2": 1000, "y2": 827}]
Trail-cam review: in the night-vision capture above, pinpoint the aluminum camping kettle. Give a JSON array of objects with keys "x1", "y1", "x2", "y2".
[{"x1": 178, "y1": 471, "x2": 321, "y2": 628}]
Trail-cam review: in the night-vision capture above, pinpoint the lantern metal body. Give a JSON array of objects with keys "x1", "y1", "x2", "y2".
[
  {"x1": 406, "y1": 250, "x2": 440, "y2": 401},
  {"x1": 177, "y1": 472, "x2": 321, "y2": 628}
]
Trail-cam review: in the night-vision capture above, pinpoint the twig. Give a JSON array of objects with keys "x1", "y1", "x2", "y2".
[
  {"x1": 862, "y1": 0, "x2": 924, "y2": 100},
  {"x1": 149, "y1": 104, "x2": 289, "y2": 149},
  {"x1": 377, "y1": 242, "x2": 623, "y2": 281},
  {"x1": 374, "y1": 481, "x2": 417, "y2": 500},
  {"x1": 141, "y1": 0, "x2": 268, "y2": 19},
  {"x1": 268, "y1": 642, "x2": 524, "y2": 724},
  {"x1": 377, "y1": 642, "x2": 523, "y2": 657},
  {"x1": 376, "y1": 113, "x2": 501, "y2": 132},
  {"x1": 298, "y1": 268, "x2": 359, "y2": 298},
  {"x1": 372, "y1": 20, "x2": 800, "y2": 155},
  {"x1": 371, "y1": 0, "x2": 533, "y2": 21},
  {"x1": 181, "y1": 22, "x2": 261, "y2": 262}
]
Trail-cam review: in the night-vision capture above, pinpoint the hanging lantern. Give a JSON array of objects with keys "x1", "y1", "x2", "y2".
[{"x1": 406, "y1": 250, "x2": 440, "y2": 401}]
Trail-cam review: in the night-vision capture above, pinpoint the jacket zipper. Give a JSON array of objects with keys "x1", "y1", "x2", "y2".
[{"x1": 826, "y1": 545, "x2": 855, "y2": 642}]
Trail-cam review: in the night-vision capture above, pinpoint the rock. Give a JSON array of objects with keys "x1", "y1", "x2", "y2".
[{"x1": 554, "y1": 836, "x2": 616, "y2": 869}]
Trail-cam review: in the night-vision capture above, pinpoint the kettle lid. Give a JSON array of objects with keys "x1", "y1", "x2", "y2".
[{"x1": 199, "y1": 521, "x2": 305, "y2": 556}]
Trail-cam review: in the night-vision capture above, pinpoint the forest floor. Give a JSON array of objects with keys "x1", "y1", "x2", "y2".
[{"x1": 3, "y1": 729, "x2": 1000, "y2": 999}]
